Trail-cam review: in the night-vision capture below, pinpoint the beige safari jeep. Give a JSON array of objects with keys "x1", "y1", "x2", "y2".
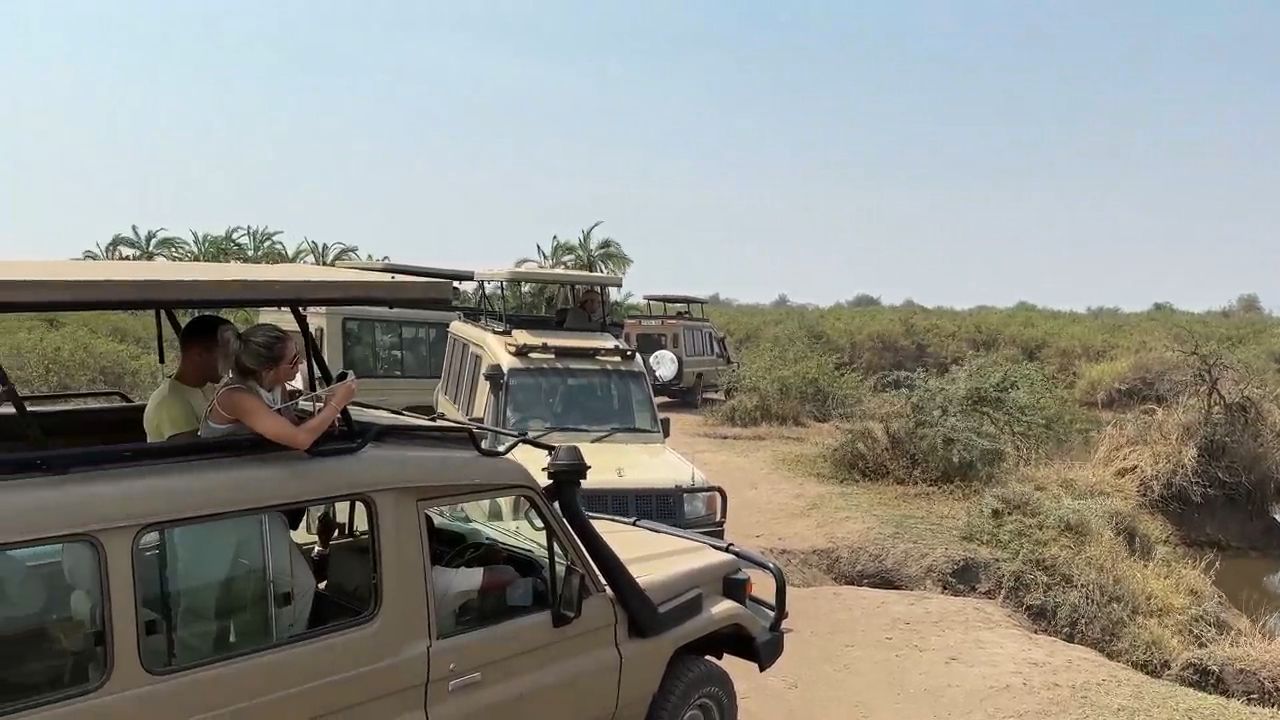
[
  {"x1": 350, "y1": 264, "x2": 730, "y2": 539},
  {"x1": 624, "y1": 296, "x2": 736, "y2": 408},
  {"x1": 0, "y1": 261, "x2": 785, "y2": 720}
]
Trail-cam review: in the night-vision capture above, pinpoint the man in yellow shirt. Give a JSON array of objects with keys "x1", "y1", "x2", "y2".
[{"x1": 143, "y1": 314, "x2": 233, "y2": 442}]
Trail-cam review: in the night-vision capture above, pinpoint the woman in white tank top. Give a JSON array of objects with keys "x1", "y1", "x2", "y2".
[{"x1": 200, "y1": 323, "x2": 358, "y2": 449}]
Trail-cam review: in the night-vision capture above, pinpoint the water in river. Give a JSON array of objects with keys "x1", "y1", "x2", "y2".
[{"x1": 1204, "y1": 552, "x2": 1280, "y2": 633}]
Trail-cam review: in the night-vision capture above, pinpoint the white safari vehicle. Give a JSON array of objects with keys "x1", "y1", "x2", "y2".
[
  {"x1": 0, "y1": 261, "x2": 786, "y2": 720},
  {"x1": 350, "y1": 264, "x2": 730, "y2": 538}
]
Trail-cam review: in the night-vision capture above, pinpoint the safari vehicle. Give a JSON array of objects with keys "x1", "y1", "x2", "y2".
[
  {"x1": 624, "y1": 295, "x2": 736, "y2": 407},
  {"x1": 0, "y1": 261, "x2": 785, "y2": 720},
  {"x1": 351, "y1": 264, "x2": 731, "y2": 539},
  {"x1": 259, "y1": 263, "x2": 472, "y2": 413}
]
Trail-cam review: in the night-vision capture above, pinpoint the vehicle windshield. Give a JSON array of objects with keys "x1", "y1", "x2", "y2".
[{"x1": 504, "y1": 368, "x2": 660, "y2": 433}]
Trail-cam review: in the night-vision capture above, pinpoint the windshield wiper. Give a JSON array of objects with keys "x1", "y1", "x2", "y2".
[
  {"x1": 589, "y1": 426, "x2": 658, "y2": 443},
  {"x1": 528, "y1": 426, "x2": 594, "y2": 440}
]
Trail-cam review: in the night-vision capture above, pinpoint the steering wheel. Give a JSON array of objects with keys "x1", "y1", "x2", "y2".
[{"x1": 441, "y1": 541, "x2": 496, "y2": 569}]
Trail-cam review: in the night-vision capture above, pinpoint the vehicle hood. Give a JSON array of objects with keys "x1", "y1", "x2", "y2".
[
  {"x1": 510, "y1": 442, "x2": 705, "y2": 489},
  {"x1": 591, "y1": 518, "x2": 738, "y2": 603}
]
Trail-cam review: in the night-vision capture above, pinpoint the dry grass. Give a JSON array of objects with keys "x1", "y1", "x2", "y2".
[
  {"x1": 963, "y1": 462, "x2": 1239, "y2": 676},
  {"x1": 1171, "y1": 634, "x2": 1280, "y2": 708},
  {"x1": 1092, "y1": 398, "x2": 1280, "y2": 510},
  {"x1": 1075, "y1": 352, "x2": 1188, "y2": 410}
]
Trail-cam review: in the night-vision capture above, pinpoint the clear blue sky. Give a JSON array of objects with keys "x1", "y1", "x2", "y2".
[{"x1": 2, "y1": 1, "x2": 1277, "y2": 309}]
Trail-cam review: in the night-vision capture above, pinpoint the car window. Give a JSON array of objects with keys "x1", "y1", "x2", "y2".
[
  {"x1": 0, "y1": 539, "x2": 107, "y2": 714},
  {"x1": 635, "y1": 332, "x2": 668, "y2": 354},
  {"x1": 342, "y1": 319, "x2": 448, "y2": 379},
  {"x1": 134, "y1": 499, "x2": 376, "y2": 672},
  {"x1": 424, "y1": 495, "x2": 570, "y2": 639}
]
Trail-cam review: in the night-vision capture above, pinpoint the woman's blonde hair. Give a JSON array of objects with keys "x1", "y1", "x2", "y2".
[{"x1": 218, "y1": 323, "x2": 293, "y2": 384}]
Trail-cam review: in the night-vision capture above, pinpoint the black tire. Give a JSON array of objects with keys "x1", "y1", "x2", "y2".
[
  {"x1": 645, "y1": 655, "x2": 737, "y2": 720},
  {"x1": 684, "y1": 377, "x2": 704, "y2": 409}
]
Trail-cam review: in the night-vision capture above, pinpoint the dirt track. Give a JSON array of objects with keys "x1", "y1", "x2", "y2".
[{"x1": 663, "y1": 408, "x2": 1277, "y2": 720}]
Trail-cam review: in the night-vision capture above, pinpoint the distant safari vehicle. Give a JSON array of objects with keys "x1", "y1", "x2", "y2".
[
  {"x1": 351, "y1": 264, "x2": 730, "y2": 538},
  {"x1": 624, "y1": 295, "x2": 736, "y2": 407}
]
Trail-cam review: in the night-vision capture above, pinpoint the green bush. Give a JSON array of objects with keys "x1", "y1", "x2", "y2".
[
  {"x1": 830, "y1": 357, "x2": 1074, "y2": 484},
  {"x1": 0, "y1": 319, "x2": 161, "y2": 401},
  {"x1": 711, "y1": 335, "x2": 865, "y2": 426}
]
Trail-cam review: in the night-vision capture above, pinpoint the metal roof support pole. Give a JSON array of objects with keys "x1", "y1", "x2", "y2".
[
  {"x1": 0, "y1": 363, "x2": 43, "y2": 446},
  {"x1": 154, "y1": 309, "x2": 166, "y2": 367},
  {"x1": 288, "y1": 305, "x2": 356, "y2": 439}
]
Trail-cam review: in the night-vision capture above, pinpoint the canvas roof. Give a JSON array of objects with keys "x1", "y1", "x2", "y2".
[
  {"x1": 642, "y1": 294, "x2": 709, "y2": 305},
  {"x1": 474, "y1": 267, "x2": 624, "y2": 288},
  {"x1": 334, "y1": 261, "x2": 476, "y2": 282},
  {"x1": 0, "y1": 260, "x2": 452, "y2": 312}
]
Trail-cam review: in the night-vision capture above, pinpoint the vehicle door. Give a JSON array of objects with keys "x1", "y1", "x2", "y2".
[{"x1": 420, "y1": 490, "x2": 620, "y2": 720}]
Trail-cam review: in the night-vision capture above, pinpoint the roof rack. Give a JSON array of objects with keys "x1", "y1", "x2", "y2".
[{"x1": 507, "y1": 341, "x2": 637, "y2": 360}]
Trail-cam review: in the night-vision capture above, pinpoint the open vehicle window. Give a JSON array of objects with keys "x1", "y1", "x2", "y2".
[
  {"x1": 424, "y1": 495, "x2": 570, "y2": 639},
  {"x1": 0, "y1": 539, "x2": 107, "y2": 714},
  {"x1": 134, "y1": 499, "x2": 376, "y2": 673},
  {"x1": 503, "y1": 369, "x2": 659, "y2": 433}
]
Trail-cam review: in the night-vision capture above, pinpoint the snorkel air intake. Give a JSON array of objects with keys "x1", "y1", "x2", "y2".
[{"x1": 544, "y1": 445, "x2": 701, "y2": 638}]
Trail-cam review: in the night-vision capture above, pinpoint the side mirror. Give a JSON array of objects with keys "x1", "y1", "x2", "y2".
[
  {"x1": 552, "y1": 565, "x2": 587, "y2": 628},
  {"x1": 483, "y1": 364, "x2": 505, "y2": 387},
  {"x1": 660, "y1": 416, "x2": 671, "y2": 439}
]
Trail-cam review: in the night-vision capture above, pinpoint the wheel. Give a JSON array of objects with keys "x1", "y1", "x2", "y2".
[
  {"x1": 684, "y1": 377, "x2": 704, "y2": 409},
  {"x1": 645, "y1": 655, "x2": 737, "y2": 720}
]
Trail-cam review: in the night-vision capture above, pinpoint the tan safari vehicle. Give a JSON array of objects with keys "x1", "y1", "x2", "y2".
[
  {"x1": 624, "y1": 296, "x2": 736, "y2": 408},
  {"x1": 0, "y1": 261, "x2": 786, "y2": 720},
  {"x1": 349, "y1": 264, "x2": 730, "y2": 539},
  {"x1": 259, "y1": 263, "x2": 474, "y2": 413}
]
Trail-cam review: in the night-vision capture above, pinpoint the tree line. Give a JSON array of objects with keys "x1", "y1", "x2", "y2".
[{"x1": 80, "y1": 224, "x2": 387, "y2": 266}]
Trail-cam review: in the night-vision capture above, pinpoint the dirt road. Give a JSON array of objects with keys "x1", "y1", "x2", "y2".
[{"x1": 663, "y1": 408, "x2": 1276, "y2": 720}]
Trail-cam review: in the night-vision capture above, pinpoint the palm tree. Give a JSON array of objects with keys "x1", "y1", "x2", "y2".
[
  {"x1": 608, "y1": 291, "x2": 642, "y2": 322},
  {"x1": 81, "y1": 239, "x2": 126, "y2": 261},
  {"x1": 558, "y1": 221, "x2": 632, "y2": 276},
  {"x1": 239, "y1": 225, "x2": 287, "y2": 264},
  {"x1": 179, "y1": 229, "x2": 240, "y2": 262},
  {"x1": 291, "y1": 237, "x2": 362, "y2": 266},
  {"x1": 515, "y1": 239, "x2": 570, "y2": 270},
  {"x1": 110, "y1": 225, "x2": 185, "y2": 261}
]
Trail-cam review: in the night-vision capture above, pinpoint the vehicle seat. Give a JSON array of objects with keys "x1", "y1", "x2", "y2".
[
  {"x1": 554, "y1": 308, "x2": 569, "y2": 328},
  {"x1": 60, "y1": 543, "x2": 105, "y2": 676},
  {"x1": 0, "y1": 551, "x2": 46, "y2": 622},
  {"x1": 324, "y1": 536, "x2": 372, "y2": 612}
]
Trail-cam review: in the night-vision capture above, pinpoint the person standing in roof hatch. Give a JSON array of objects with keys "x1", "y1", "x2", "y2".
[
  {"x1": 563, "y1": 289, "x2": 604, "y2": 330},
  {"x1": 199, "y1": 323, "x2": 357, "y2": 449},
  {"x1": 143, "y1": 314, "x2": 234, "y2": 442}
]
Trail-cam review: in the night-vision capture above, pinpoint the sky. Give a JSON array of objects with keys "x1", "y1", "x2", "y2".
[{"x1": 2, "y1": 1, "x2": 1278, "y2": 309}]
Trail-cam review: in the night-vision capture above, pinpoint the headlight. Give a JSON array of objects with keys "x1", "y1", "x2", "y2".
[{"x1": 683, "y1": 491, "x2": 718, "y2": 521}]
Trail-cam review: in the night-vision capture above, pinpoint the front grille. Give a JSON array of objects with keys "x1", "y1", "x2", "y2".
[{"x1": 582, "y1": 490, "x2": 682, "y2": 526}]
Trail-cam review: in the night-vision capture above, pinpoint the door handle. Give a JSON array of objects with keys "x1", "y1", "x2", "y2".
[{"x1": 448, "y1": 672, "x2": 482, "y2": 692}]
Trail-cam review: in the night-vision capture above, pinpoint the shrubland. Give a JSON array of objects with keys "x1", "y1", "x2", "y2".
[{"x1": 708, "y1": 302, "x2": 1280, "y2": 707}]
